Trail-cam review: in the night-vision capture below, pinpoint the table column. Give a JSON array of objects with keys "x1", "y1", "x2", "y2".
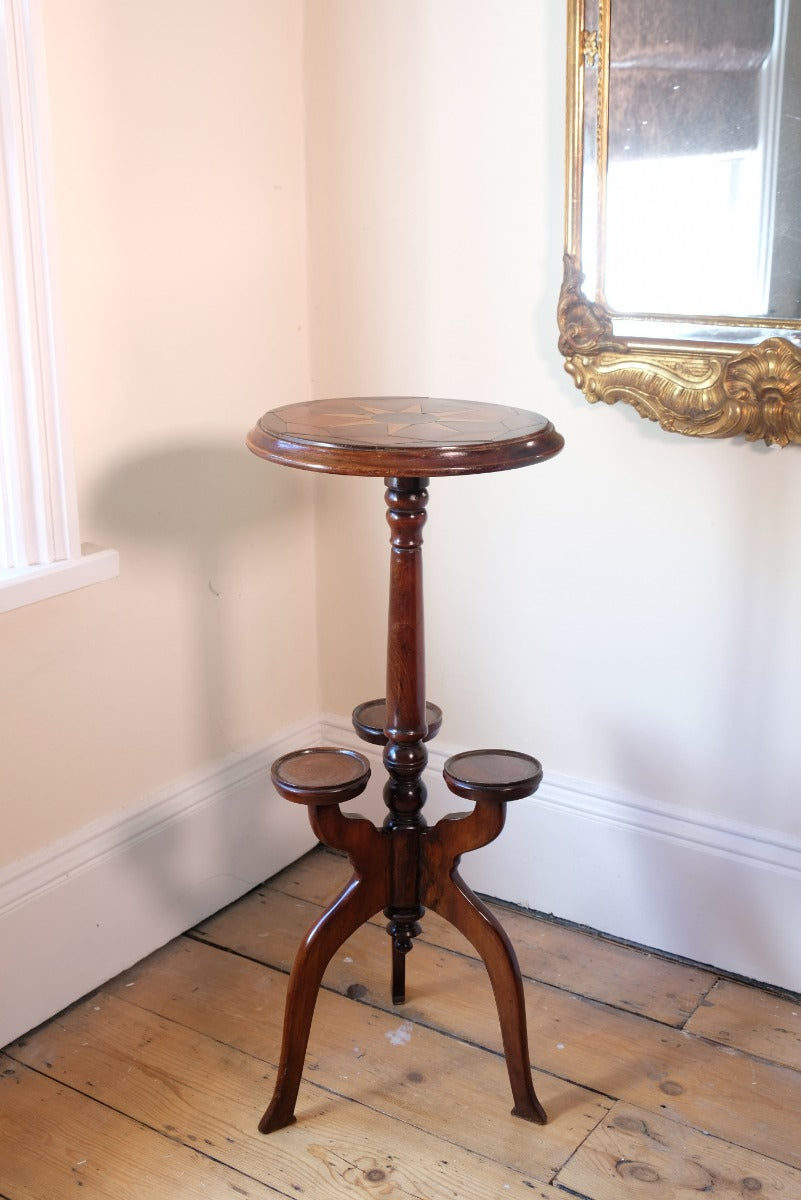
[{"x1": 382, "y1": 475, "x2": 430, "y2": 1002}]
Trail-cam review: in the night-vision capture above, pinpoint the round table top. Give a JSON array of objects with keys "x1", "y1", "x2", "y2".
[{"x1": 246, "y1": 396, "x2": 564, "y2": 477}]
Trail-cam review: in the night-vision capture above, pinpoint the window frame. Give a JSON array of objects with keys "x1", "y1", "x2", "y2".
[{"x1": 0, "y1": 0, "x2": 117, "y2": 613}]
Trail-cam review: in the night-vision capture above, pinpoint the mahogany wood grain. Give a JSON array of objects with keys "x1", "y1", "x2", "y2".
[
  {"x1": 246, "y1": 396, "x2": 564, "y2": 477},
  {"x1": 258, "y1": 803, "x2": 388, "y2": 1133},
  {"x1": 246, "y1": 397, "x2": 564, "y2": 1134},
  {"x1": 271, "y1": 747, "x2": 371, "y2": 805},
  {"x1": 428, "y1": 750, "x2": 547, "y2": 1123},
  {"x1": 352, "y1": 697, "x2": 443, "y2": 744}
]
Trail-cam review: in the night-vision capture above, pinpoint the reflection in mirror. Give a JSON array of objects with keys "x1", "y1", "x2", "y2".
[
  {"x1": 604, "y1": 0, "x2": 796, "y2": 319},
  {"x1": 559, "y1": 0, "x2": 801, "y2": 445}
]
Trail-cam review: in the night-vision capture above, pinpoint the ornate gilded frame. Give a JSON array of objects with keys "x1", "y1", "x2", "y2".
[{"x1": 558, "y1": 0, "x2": 801, "y2": 446}]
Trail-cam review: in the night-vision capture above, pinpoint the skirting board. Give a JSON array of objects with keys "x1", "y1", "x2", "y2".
[
  {"x1": 321, "y1": 714, "x2": 801, "y2": 995},
  {"x1": 3, "y1": 711, "x2": 800, "y2": 1051},
  {"x1": 0, "y1": 718, "x2": 320, "y2": 1050}
]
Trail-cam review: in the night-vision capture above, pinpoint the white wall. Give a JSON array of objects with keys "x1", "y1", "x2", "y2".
[
  {"x1": 3, "y1": 0, "x2": 800, "y2": 1049},
  {"x1": 0, "y1": 0, "x2": 317, "y2": 867},
  {"x1": 0, "y1": 1, "x2": 319, "y2": 1045},
  {"x1": 306, "y1": 0, "x2": 801, "y2": 989}
]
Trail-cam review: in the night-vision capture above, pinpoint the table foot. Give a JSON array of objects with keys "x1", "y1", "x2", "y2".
[
  {"x1": 260, "y1": 747, "x2": 384, "y2": 1134},
  {"x1": 259, "y1": 839, "x2": 387, "y2": 1134},
  {"x1": 427, "y1": 749, "x2": 548, "y2": 1124},
  {"x1": 430, "y1": 870, "x2": 547, "y2": 1124},
  {"x1": 260, "y1": 878, "x2": 369, "y2": 1130}
]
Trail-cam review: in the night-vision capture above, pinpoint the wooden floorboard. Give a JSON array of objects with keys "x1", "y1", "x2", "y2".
[
  {"x1": 258, "y1": 848, "x2": 718, "y2": 1026},
  {"x1": 2, "y1": 846, "x2": 801, "y2": 1199}
]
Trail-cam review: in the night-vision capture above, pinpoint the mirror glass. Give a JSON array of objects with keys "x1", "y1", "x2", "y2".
[
  {"x1": 560, "y1": 0, "x2": 801, "y2": 446},
  {"x1": 580, "y1": 0, "x2": 801, "y2": 342}
]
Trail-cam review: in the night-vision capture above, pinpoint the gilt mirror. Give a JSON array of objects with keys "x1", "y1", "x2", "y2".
[{"x1": 558, "y1": 0, "x2": 801, "y2": 446}]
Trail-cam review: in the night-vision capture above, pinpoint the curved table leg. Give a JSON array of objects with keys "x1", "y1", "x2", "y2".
[
  {"x1": 422, "y1": 802, "x2": 547, "y2": 1124},
  {"x1": 259, "y1": 806, "x2": 388, "y2": 1133}
]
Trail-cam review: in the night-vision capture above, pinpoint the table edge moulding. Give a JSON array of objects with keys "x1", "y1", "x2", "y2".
[
  {"x1": 246, "y1": 395, "x2": 564, "y2": 475},
  {"x1": 245, "y1": 396, "x2": 564, "y2": 1135}
]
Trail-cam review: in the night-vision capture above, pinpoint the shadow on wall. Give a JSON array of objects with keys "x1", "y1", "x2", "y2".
[
  {"x1": 91, "y1": 438, "x2": 302, "y2": 542},
  {"x1": 91, "y1": 439, "x2": 311, "y2": 754},
  {"x1": 84, "y1": 439, "x2": 316, "y2": 932}
]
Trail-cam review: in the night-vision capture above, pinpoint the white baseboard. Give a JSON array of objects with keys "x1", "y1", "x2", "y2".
[
  {"x1": 322, "y1": 714, "x2": 801, "y2": 995},
  {"x1": 4, "y1": 711, "x2": 799, "y2": 1052},
  {"x1": 0, "y1": 717, "x2": 320, "y2": 1050}
]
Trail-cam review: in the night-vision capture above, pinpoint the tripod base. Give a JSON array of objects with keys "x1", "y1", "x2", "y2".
[{"x1": 260, "y1": 746, "x2": 546, "y2": 1133}]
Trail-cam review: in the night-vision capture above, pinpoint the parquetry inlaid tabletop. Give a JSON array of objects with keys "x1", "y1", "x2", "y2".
[{"x1": 246, "y1": 396, "x2": 564, "y2": 477}]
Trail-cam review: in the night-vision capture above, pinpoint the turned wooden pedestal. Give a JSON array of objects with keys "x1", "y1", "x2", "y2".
[{"x1": 246, "y1": 396, "x2": 564, "y2": 1134}]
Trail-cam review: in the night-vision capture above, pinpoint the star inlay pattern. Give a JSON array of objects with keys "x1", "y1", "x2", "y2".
[
  {"x1": 248, "y1": 396, "x2": 563, "y2": 477},
  {"x1": 263, "y1": 397, "x2": 542, "y2": 446}
]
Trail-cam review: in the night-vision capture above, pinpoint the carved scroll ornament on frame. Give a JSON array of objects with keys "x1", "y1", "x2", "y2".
[{"x1": 559, "y1": 0, "x2": 801, "y2": 447}]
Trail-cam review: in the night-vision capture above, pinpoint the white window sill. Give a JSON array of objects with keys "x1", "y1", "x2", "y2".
[{"x1": 0, "y1": 545, "x2": 119, "y2": 613}]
